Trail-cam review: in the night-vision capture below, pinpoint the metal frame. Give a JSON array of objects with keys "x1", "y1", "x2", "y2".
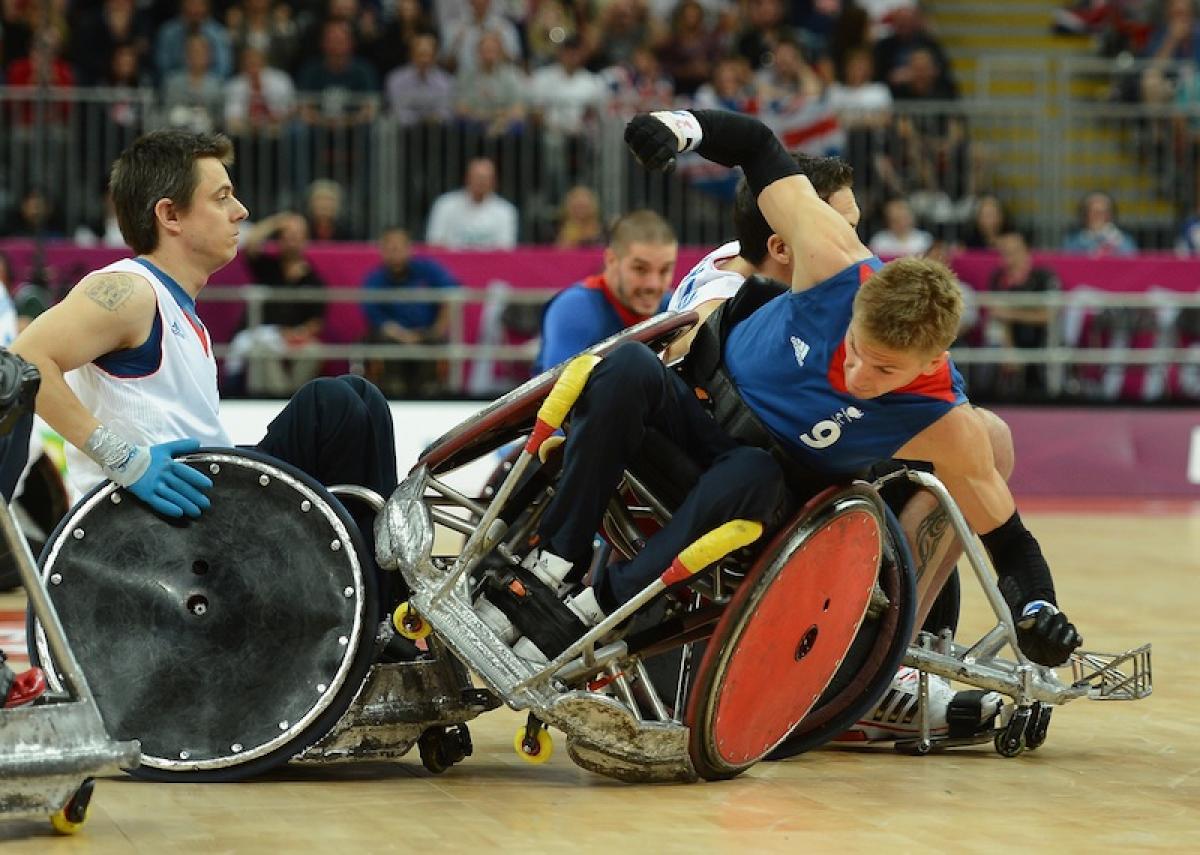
[
  {"x1": 871, "y1": 467, "x2": 1153, "y2": 756},
  {"x1": 0, "y1": 491, "x2": 140, "y2": 821}
]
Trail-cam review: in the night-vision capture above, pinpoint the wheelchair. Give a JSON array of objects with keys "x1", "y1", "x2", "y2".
[{"x1": 27, "y1": 312, "x2": 1152, "y2": 785}]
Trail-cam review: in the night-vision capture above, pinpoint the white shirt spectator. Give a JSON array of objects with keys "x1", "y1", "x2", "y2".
[
  {"x1": 442, "y1": 14, "x2": 523, "y2": 75},
  {"x1": 827, "y1": 80, "x2": 893, "y2": 122},
  {"x1": 225, "y1": 67, "x2": 296, "y2": 126},
  {"x1": 869, "y1": 227, "x2": 933, "y2": 257},
  {"x1": 426, "y1": 190, "x2": 518, "y2": 249},
  {"x1": 529, "y1": 64, "x2": 607, "y2": 134}
]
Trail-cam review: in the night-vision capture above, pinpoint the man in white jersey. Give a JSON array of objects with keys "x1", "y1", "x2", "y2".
[{"x1": 11, "y1": 131, "x2": 399, "y2": 581}]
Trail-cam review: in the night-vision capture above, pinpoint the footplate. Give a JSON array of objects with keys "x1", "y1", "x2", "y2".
[{"x1": 1070, "y1": 645, "x2": 1152, "y2": 700}]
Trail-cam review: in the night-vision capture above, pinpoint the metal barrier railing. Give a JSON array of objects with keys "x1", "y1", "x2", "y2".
[
  {"x1": 200, "y1": 285, "x2": 1200, "y2": 401},
  {"x1": 5, "y1": 78, "x2": 1200, "y2": 250}
]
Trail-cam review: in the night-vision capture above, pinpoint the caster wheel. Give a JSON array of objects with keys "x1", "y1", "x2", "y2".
[
  {"x1": 995, "y1": 707, "x2": 1032, "y2": 758},
  {"x1": 1025, "y1": 703, "x2": 1053, "y2": 751},
  {"x1": 393, "y1": 602, "x2": 432, "y2": 641},
  {"x1": 50, "y1": 778, "x2": 95, "y2": 835},
  {"x1": 418, "y1": 725, "x2": 474, "y2": 774},
  {"x1": 514, "y1": 725, "x2": 553, "y2": 764}
]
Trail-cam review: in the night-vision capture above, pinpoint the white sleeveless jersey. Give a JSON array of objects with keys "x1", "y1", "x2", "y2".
[
  {"x1": 66, "y1": 258, "x2": 230, "y2": 496},
  {"x1": 667, "y1": 240, "x2": 746, "y2": 313}
]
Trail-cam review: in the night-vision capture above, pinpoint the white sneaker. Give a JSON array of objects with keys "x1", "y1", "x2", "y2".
[
  {"x1": 833, "y1": 666, "x2": 1003, "y2": 744},
  {"x1": 474, "y1": 597, "x2": 520, "y2": 645},
  {"x1": 564, "y1": 587, "x2": 606, "y2": 626},
  {"x1": 522, "y1": 548, "x2": 575, "y2": 592}
]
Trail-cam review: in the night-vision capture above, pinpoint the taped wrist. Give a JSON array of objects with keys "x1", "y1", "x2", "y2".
[
  {"x1": 84, "y1": 425, "x2": 149, "y2": 487},
  {"x1": 979, "y1": 510, "x2": 1056, "y2": 614},
  {"x1": 690, "y1": 110, "x2": 800, "y2": 196}
]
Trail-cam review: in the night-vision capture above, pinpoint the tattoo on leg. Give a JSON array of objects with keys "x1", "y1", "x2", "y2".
[
  {"x1": 85, "y1": 277, "x2": 135, "y2": 311},
  {"x1": 915, "y1": 507, "x2": 951, "y2": 577}
]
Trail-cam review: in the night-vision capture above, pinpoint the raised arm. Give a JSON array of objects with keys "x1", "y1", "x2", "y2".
[{"x1": 625, "y1": 110, "x2": 872, "y2": 290}]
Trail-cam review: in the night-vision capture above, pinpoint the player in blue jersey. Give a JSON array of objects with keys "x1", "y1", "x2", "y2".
[
  {"x1": 619, "y1": 108, "x2": 1081, "y2": 667},
  {"x1": 533, "y1": 210, "x2": 677, "y2": 374}
]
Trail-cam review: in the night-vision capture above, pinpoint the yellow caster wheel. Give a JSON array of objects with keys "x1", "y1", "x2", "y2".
[
  {"x1": 50, "y1": 778, "x2": 95, "y2": 835},
  {"x1": 393, "y1": 602, "x2": 432, "y2": 641},
  {"x1": 514, "y1": 725, "x2": 553, "y2": 764}
]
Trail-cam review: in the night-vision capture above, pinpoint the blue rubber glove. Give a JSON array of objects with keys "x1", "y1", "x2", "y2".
[{"x1": 125, "y1": 438, "x2": 213, "y2": 519}]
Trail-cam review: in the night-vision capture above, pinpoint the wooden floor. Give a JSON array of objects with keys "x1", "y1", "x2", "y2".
[{"x1": 2, "y1": 502, "x2": 1198, "y2": 853}]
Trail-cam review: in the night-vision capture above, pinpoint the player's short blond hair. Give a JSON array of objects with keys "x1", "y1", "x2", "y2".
[{"x1": 852, "y1": 257, "x2": 964, "y2": 356}]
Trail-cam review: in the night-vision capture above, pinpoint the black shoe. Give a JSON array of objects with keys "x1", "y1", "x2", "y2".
[{"x1": 483, "y1": 565, "x2": 587, "y2": 660}]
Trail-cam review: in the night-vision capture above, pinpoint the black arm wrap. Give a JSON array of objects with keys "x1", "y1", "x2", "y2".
[
  {"x1": 691, "y1": 110, "x2": 800, "y2": 196},
  {"x1": 979, "y1": 510, "x2": 1056, "y2": 613}
]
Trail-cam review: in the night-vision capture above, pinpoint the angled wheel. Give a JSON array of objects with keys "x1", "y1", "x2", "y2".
[{"x1": 685, "y1": 488, "x2": 883, "y2": 779}]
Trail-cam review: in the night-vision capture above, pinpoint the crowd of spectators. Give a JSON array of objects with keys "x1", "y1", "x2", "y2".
[{"x1": 0, "y1": 0, "x2": 987, "y2": 241}]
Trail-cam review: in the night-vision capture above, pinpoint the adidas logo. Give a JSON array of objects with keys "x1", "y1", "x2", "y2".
[{"x1": 790, "y1": 335, "x2": 810, "y2": 367}]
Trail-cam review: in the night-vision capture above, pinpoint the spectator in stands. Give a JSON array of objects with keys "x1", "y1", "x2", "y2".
[
  {"x1": 162, "y1": 32, "x2": 225, "y2": 132},
  {"x1": 533, "y1": 209, "x2": 676, "y2": 373},
  {"x1": 755, "y1": 37, "x2": 823, "y2": 107},
  {"x1": 1177, "y1": 203, "x2": 1200, "y2": 254},
  {"x1": 526, "y1": 0, "x2": 589, "y2": 69},
  {"x1": 305, "y1": 179, "x2": 353, "y2": 241},
  {"x1": 693, "y1": 56, "x2": 755, "y2": 111},
  {"x1": 386, "y1": 33, "x2": 455, "y2": 124},
  {"x1": 226, "y1": 212, "x2": 327, "y2": 396},
  {"x1": 1140, "y1": 0, "x2": 1200, "y2": 103},
  {"x1": 1, "y1": 187, "x2": 64, "y2": 239},
  {"x1": 828, "y1": 45, "x2": 895, "y2": 226},
  {"x1": 868, "y1": 196, "x2": 934, "y2": 256},
  {"x1": 361, "y1": 227, "x2": 458, "y2": 397},
  {"x1": 962, "y1": 193, "x2": 1011, "y2": 249},
  {"x1": 735, "y1": 0, "x2": 791, "y2": 70},
  {"x1": 531, "y1": 34, "x2": 607, "y2": 197},
  {"x1": 873, "y1": 4, "x2": 953, "y2": 91},
  {"x1": 441, "y1": 0, "x2": 523, "y2": 74},
  {"x1": 654, "y1": 0, "x2": 723, "y2": 96},
  {"x1": 6, "y1": 27, "x2": 74, "y2": 126},
  {"x1": 156, "y1": 0, "x2": 233, "y2": 81},
  {"x1": 225, "y1": 0, "x2": 301, "y2": 75},
  {"x1": 367, "y1": 0, "x2": 435, "y2": 77},
  {"x1": 453, "y1": 31, "x2": 526, "y2": 135},
  {"x1": 892, "y1": 47, "x2": 971, "y2": 198},
  {"x1": 985, "y1": 230, "x2": 1061, "y2": 397},
  {"x1": 593, "y1": 0, "x2": 666, "y2": 69},
  {"x1": 530, "y1": 35, "x2": 607, "y2": 135},
  {"x1": 295, "y1": 20, "x2": 379, "y2": 126},
  {"x1": 601, "y1": 45, "x2": 675, "y2": 113},
  {"x1": 1062, "y1": 191, "x2": 1138, "y2": 255},
  {"x1": 224, "y1": 44, "x2": 297, "y2": 135},
  {"x1": 425, "y1": 157, "x2": 519, "y2": 249},
  {"x1": 71, "y1": 0, "x2": 152, "y2": 86},
  {"x1": 828, "y1": 45, "x2": 894, "y2": 126},
  {"x1": 555, "y1": 185, "x2": 605, "y2": 248}
]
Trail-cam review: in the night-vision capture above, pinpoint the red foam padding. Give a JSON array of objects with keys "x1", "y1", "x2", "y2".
[{"x1": 709, "y1": 510, "x2": 879, "y2": 766}]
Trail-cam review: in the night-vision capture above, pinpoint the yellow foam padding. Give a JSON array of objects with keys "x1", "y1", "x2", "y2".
[
  {"x1": 677, "y1": 519, "x2": 764, "y2": 575},
  {"x1": 537, "y1": 355, "x2": 601, "y2": 430},
  {"x1": 538, "y1": 434, "x2": 566, "y2": 463}
]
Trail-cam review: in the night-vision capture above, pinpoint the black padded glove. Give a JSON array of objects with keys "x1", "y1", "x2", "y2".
[
  {"x1": 0, "y1": 349, "x2": 39, "y2": 437},
  {"x1": 624, "y1": 113, "x2": 682, "y2": 173},
  {"x1": 1016, "y1": 603, "x2": 1082, "y2": 667}
]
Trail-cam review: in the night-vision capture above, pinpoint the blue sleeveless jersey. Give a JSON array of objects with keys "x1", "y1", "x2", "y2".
[{"x1": 724, "y1": 258, "x2": 968, "y2": 474}]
